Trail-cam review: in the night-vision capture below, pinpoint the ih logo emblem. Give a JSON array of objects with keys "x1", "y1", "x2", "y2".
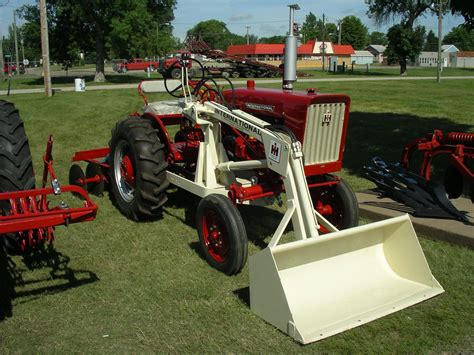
[
  {"x1": 269, "y1": 140, "x2": 281, "y2": 163},
  {"x1": 322, "y1": 110, "x2": 332, "y2": 126}
]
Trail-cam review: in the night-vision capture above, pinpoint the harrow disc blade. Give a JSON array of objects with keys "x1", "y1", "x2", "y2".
[
  {"x1": 69, "y1": 164, "x2": 86, "y2": 197},
  {"x1": 86, "y1": 163, "x2": 105, "y2": 196}
]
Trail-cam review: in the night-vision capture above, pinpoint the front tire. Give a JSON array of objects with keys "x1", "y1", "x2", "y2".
[
  {"x1": 309, "y1": 175, "x2": 359, "y2": 231},
  {"x1": 196, "y1": 194, "x2": 248, "y2": 275},
  {"x1": 109, "y1": 116, "x2": 169, "y2": 221}
]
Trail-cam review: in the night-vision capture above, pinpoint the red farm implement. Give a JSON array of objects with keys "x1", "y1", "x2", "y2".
[
  {"x1": 402, "y1": 130, "x2": 474, "y2": 200},
  {"x1": 0, "y1": 101, "x2": 97, "y2": 253}
]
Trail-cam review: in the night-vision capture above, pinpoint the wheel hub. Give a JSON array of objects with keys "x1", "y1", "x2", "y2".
[
  {"x1": 202, "y1": 212, "x2": 228, "y2": 263},
  {"x1": 114, "y1": 140, "x2": 136, "y2": 203}
]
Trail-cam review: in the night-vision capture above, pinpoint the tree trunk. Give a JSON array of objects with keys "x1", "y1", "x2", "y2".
[
  {"x1": 94, "y1": 24, "x2": 106, "y2": 83},
  {"x1": 400, "y1": 59, "x2": 408, "y2": 76}
]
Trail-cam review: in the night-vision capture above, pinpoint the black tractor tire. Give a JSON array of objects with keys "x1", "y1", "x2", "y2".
[
  {"x1": 0, "y1": 100, "x2": 35, "y2": 252},
  {"x1": 196, "y1": 194, "x2": 248, "y2": 275},
  {"x1": 231, "y1": 71, "x2": 240, "y2": 78},
  {"x1": 109, "y1": 116, "x2": 169, "y2": 221},
  {"x1": 309, "y1": 175, "x2": 359, "y2": 231}
]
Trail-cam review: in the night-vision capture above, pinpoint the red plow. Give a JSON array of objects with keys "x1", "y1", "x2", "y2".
[{"x1": 0, "y1": 101, "x2": 97, "y2": 253}]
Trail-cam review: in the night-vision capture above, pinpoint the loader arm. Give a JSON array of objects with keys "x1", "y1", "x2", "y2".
[{"x1": 178, "y1": 100, "x2": 338, "y2": 245}]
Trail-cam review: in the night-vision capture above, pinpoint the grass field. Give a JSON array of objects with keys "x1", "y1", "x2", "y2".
[
  {"x1": 2, "y1": 66, "x2": 474, "y2": 91},
  {"x1": 0, "y1": 79, "x2": 473, "y2": 352}
]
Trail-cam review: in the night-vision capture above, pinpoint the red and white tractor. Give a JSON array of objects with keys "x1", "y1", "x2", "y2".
[{"x1": 69, "y1": 5, "x2": 443, "y2": 344}]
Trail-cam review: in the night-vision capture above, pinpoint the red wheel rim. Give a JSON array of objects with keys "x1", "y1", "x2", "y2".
[
  {"x1": 120, "y1": 154, "x2": 135, "y2": 186},
  {"x1": 201, "y1": 209, "x2": 229, "y2": 263},
  {"x1": 312, "y1": 186, "x2": 344, "y2": 231}
]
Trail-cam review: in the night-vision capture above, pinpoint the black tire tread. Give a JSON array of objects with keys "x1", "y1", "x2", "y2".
[
  {"x1": 196, "y1": 194, "x2": 248, "y2": 275},
  {"x1": 0, "y1": 101, "x2": 35, "y2": 193},
  {"x1": 0, "y1": 100, "x2": 35, "y2": 252},
  {"x1": 109, "y1": 116, "x2": 169, "y2": 221}
]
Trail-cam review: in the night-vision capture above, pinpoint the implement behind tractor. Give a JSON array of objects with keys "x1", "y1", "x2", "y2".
[
  {"x1": 70, "y1": 6, "x2": 443, "y2": 344},
  {"x1": 0, "y1": 101, "x2": 97, "y2": 253}
]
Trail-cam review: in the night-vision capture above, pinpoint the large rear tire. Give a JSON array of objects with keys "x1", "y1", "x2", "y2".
[
  {"x1": 309, "y1": 175, "x2": 359, "y2": 231},
  {"x1": 0, "y1": 100, "x2": 35, "y2": 252},
  {"x1": 196, "y1": 194, "x2": 248, "y2": 275},
  {"x1": 109, "y1": 116, "x2": 169, "y2": 221}
]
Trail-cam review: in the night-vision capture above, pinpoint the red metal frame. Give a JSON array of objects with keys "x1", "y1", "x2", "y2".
[
  {"x1": 0, "y1": 136, "x2": 98, "y2": 251},
  {"x1": 401, "y1": 130, "x2": 473, "y2": 184}
]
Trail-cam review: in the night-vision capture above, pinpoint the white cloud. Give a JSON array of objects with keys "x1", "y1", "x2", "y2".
[{"x1": 229, "y1": 13, "x2": 253, "y2": 22}]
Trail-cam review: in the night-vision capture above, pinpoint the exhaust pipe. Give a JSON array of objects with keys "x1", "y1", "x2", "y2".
[{"x1": 283, "y1": 4, "x2": 299, "y2": 91}]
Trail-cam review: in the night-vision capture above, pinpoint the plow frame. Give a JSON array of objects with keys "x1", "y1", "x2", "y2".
[
  {"x1": 401, "y1": 130, "x2": 474, "y2": 184},
  {"x1": 0, "y1": 136, "x2": 98, "y2": 250}
]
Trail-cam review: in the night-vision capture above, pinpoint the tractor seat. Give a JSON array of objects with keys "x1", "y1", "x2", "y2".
[{"x1": 144, "y1": 100, "x2": 184, "y2": 115}]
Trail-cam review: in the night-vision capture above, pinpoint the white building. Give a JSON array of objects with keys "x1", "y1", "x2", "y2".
[
  {"x1": 416, "y1": 44, "x2": 459, "y2": 67},
  {"x1": 351, "y1": 50, "x2": 374, "y2": 65},
  {"x1": 365, "y1": 45, "x2": 386, "y2": 63}
]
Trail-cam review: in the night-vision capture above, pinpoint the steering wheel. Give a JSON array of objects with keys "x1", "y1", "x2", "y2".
[{"x1": 164, "y1": 57, "x2": 205, "y2": 98}]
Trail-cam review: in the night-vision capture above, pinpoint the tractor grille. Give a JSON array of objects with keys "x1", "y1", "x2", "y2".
[{"x1": 302, "y1": 102, "x2": 346, "y2": 165}]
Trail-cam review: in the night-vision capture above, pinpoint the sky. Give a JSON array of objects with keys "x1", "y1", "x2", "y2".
[{"x1": 0, "y1": 0, "x2": 465, "y2": 41}]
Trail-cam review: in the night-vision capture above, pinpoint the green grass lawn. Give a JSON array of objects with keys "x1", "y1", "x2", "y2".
[
  {"x1": 0, "y1": 80, "x2": 473, "y2": 352},
  {"x1": 2, "y1": 66, "x2": 474, "y2": 91}
]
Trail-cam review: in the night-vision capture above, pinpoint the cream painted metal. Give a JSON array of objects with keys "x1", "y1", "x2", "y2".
[
  {"x1": 168, "y1": 66, "x2": 444, "y2": 345},
  {"x1": 250, "y1": 214, "x2": 444, "y2": 344}
]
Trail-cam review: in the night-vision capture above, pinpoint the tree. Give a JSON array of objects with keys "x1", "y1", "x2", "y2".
[
  {"x1": 385, "y1": 24, "x2": 425, "y2": 74},
  {"x1": 366, "y1": 0, "x2": 437, "y2": 74},
  {"x1": 450, "y1": 0, "x2": 474, "y2": 29},
  {"x1": 443, "y1": 26, "x2": 474, "y2": 50},
  {"x1": 186, "y1": 20, "x2": 247, "y2": 50},
  {"x1": 301, "y1": 12, "x2": 318, "y2": 42},
  {"x1": 259, "y1": 35, "x2": 285, "y2": 44},
  {"x1": 18, "y1": 0, "x2": 177, "y2": 82},
  {"x1": 300, "y1": 12, "x2": 337, "y2": 43},
  {"x1": 340, "y1": 16, "x2": 368, "y2": 49},
  {"x1": 424, "y1": 30, "x2": 438, "y2": 51},
  {"x1": 369, "y1": 31, "x2": 387, "y2": 45}
]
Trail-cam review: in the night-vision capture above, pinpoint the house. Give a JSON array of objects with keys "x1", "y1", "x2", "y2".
[
  {"x1": 351, "y1": 50, "x2": 375, "y2": 65},
  {"x1": 452, "y1": 51, "x2": 474, "y2": 68},
  {"x1": 417, "y1": 45, "x2": 459, "y2": 67},
  {"x1": 226, "y1": 41, "x2": 355, "y2": 69},
  {"x1": 226, "y1": 41, "x2": 315, "y2": 61},
  {"x1": 416, "y1": 51, "x2": 449, "y2": 67},
  {"x1": 441, "y1": 44, "x2": 459, "y2": 53},
  {"x1": 365, "y1": 45, "x2": 386, "y2": 63}
]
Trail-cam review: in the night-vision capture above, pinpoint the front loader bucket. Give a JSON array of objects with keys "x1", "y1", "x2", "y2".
[{"x1": 249, "y1": 214, "x2": 444, "y2": 344}]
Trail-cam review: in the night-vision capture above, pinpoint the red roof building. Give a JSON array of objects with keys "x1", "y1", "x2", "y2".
[
  {"x1": 226, "y1": 40, "x2": 355, "y2": 69},
  {"x1": 332, "y1": 45, "x2": 355, "y2": 56},
  {"x1": 227, "y1": 41, "x2": 316, "y2": 58},
  {"x1": 227, "y1": 40, "x2": 353, "y2": 58}
]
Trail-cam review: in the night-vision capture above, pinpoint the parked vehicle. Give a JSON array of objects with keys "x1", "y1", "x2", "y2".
[
  {"x1": 113, "y1": 58, "x2": 159, "y2": 73},
  {"x1": 3, "y1": 63, "x2": 17, "y2": 75}
]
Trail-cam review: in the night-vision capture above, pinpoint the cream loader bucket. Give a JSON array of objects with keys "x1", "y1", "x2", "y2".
[{"x1": 249, "y1": 214, "x2": 444, "y2": 344}]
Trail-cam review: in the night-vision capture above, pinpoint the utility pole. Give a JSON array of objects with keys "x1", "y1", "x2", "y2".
[
  {"x1": 246, "y1": 26, "x2": 250, "y2": 45},
  {"x1": 322, "y1": 13, "x2": 326, "y2": 72},
  {"x1": 40, "y1": 0, "x2": 52, "y2": 96},
  {"x1": 13, "y1": 10, "x2": 20, "y2": 71},
  {"x1": 338, "y1": 20, "x2": 342, "y2": 45},
  {"x1": 20, "y1": 38, "x2": 25, "y2": 65},
  {"x1": 0, "y1": 36, "x2": 4, "y2": 78},
  {"x1": 436, "y1": 0, "x2": 443, "y2": 83},
  {"x1": 156, "y1": 22, "x2": 159, "y2": 58}
]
